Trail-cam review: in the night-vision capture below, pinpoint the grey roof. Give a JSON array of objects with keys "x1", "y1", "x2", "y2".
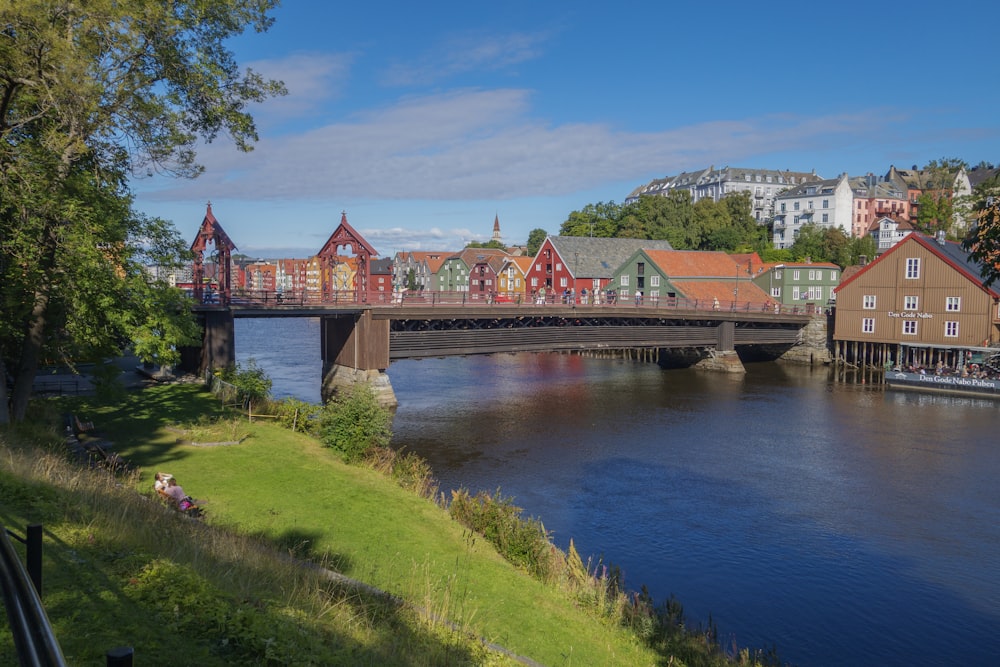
[
  {"x1": 547, "y1": 236, "x2": 673, "y2": 278},
  {"x1": 908, "y1": 234, "x2": 997, "y2": 296},
  {"x1": 370, "y1": 258, "x2": 393, "y2": 274},
  {"x1": 967, "y1": 165, "x2": 1000, "y2": 188}
]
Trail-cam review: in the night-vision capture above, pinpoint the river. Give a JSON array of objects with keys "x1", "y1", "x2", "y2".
[{"x1": 235, "y1": 317, "x2": 1000, "y2": 667}]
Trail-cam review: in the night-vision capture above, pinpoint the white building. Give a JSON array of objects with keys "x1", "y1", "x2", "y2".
[
  {"x1": 868, "y1": 216, "x2": 916, "y2": 255},
  {"x1": 626, "y1": 166, "x2": 822, "y2": 222},
  {"x1": 772, "y1": 173, "x2": 853, "y2": 249}
]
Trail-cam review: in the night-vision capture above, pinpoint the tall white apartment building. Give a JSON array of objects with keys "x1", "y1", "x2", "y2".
[{"x1": 772, "y1": 173, "x2": 853, "y2": 249}]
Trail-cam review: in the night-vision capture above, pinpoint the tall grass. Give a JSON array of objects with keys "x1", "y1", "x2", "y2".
[{"x1": 0, "y1": 413, "x2": 508, "y2": 666}]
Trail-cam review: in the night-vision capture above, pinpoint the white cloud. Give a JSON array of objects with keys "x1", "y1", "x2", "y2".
[
  {"x1": 381, "y1": 31, "x2": 548, "y2": 86},
  {"x1": 245, "y1": 52, "x2": 354, "y2": 126},
  {"x1": 143, "y1": 88, "x2": 888, "y2": 205}
]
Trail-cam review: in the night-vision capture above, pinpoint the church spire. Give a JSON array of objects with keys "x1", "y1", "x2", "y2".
[{"x1": 492, "y1": 214, "x2": 501, "y2": 243}]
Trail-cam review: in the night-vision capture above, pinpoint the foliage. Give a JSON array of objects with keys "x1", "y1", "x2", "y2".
[
  {"x1": 963, "y1": 186, "x2": 1000, "y2": 288},
  {"x1": 562, "y1": 191, "x2": 766, "y2": 253},
  {"x1": 124, "y1": 559, "x2": 338, "y2": 664},
  {"x1": 0, "y1": 0, "x2": 285, "y2": 423},
  {"x1": 405, "y1": 268, "x2": 417, "y2": 291},
  {"x1": 465, "y1": 239, "x2": 506, "y2": 249},
  {"x1": 266, "y1": 397, "x2": 322, "y2": 434},
  {"x1": 364, "y1": 446, "x2": 439, "y2": 499},
  {"x1": 560, "y1": 201, "x2": 622, "y2": 238},
  {"x1": 448, "y1": 488, "x2": 557, "y2": 580},
  {"x1": 526, "y1": 228, "x2": 548, "y2": 256},
  {"x1": 215, "y1": 358, "x2": 272, "y2": 413},
  {"x1": 318, "y1": 386, "x2": 393, "y2": 462}
]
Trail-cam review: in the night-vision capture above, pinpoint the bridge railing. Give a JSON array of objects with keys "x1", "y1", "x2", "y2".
[{"x1": 220, "y1": 288, "x2": 829, "y2": 315}]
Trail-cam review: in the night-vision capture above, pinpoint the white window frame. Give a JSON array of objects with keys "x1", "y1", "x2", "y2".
[
  {"x1": 945, "y1": 321, "x2": 959, "y2": 338},
  {"x1": 905, "y1": 258, "x2": 920, "y2": 279},
  {"x1": 863, "y1": 295, "x2": 876, "y2": 309},
  {"x1": 620, "y1": 274, "x2": 629, "y2": 286},
  {"x1": 902, "y1": 320, "x2": 918, "y2": 336},
  {"x1": 946, "y1": 296, "x2": 961, "y2": 312},
  {"x1": 904, "y1": 296, "x2": 918, "y2": 310},
  {"x1": 650, "y1": 275, "x2": 661, "y2": 287},
  {"x1": 862, "y1": 318, "x2": 874, "y2": 334}
]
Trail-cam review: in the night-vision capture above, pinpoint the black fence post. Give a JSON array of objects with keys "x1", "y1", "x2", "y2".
[{"x1": 26, "y1": 523, "x2": 42, "y2": 595}]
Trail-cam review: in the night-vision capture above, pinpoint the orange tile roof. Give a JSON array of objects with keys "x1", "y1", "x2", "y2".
[
  {"x1": 670, "y1": 279, "x2": 771, "y2": 304},
  {"x1": 643, "y1": 249, "x2": 742, "y2": 277}
]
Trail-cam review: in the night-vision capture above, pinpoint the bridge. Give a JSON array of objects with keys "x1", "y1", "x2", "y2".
[
  {"x1": 183, "y1": 292, "x2": 820, "y2": 407},
  {"x1": 181, "y1": 205, "x2": 823, "y2": 405}
]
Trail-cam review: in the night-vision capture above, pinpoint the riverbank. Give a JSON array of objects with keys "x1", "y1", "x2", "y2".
[{"x1": 5, "y1": 383, "x2": 730, "y2": 665}]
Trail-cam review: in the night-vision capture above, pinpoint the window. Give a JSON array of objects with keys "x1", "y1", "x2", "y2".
[
  {"x1": 905, "y1": 258, "x2": 920, "y2": 279},
  {"x1": 620, "y1": 275, "x2": 629, "y2": 286},
  {"x1": 650, "y1": 275, "x2": 660, "y2": 287},
  {"x1": 904, "y1": 296, "x2": 918, "y2": 310},
  {"x1": 774, "y1": 270, "x2": 782, "y2": 279},
  {"x1": 771, "y1": 287, "x2": 781, "y2": 298},
  {"x1": 794, "y1": 201, "x2": 800, "y2": 211},
  {"x1": 862, "y1": 318, "x2": 874, "y2": 334},
  {"x1": 863, "y1": 295, "x2": 876, "y2": 309},
  {"x1": 531, "y1": 277, "x2": 538, "y2": 287},
  {"x1": 945, "y1": 321, "x2": 959, "y2": 338},
  {"x1": 792, "y1": 287, "x2": 801, "y2": 300},
  {"x1": 555, "y1": 263, "x2": 562, "y2": 271},
  {"x1": 903, "y1": 320, "x2": 917, "y2": 335},
  {"x1": 830, "y1": 270, "x2": 838, "y2": 281},
  {"x1": 808, "y1": 270, "x2": 817, "y2": 280},
  {"x1": 946, "y1": 296, "x2": 961, "y2": 311},
  {"x1": 822, "y1": 199, "x2": 829, "y2": 208},
  {"x1": 822, "y1": 214, "x2": 829, "y2": 223},
  {"x1": 780, "y1": 203, "x2": 786, "y2": 212},
  {"x1": 560, "y1": 277, "x2": 567, "y2": 287},
  {"x1": 792, "y1": 270, "x2": 801, "y2": 281}
]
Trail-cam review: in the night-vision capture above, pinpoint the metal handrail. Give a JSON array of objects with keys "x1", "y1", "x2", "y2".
[{"x1": 0, "y1": 524, "x2": 67, "y2": 666}]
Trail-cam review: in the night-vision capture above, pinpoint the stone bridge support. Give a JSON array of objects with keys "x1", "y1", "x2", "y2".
[
  {"x1": 693, "y1": 320, "x2": 745, "y2": 373},
  {"x1": 321, "y1": 310, "x2": 397, "y2": 408}
]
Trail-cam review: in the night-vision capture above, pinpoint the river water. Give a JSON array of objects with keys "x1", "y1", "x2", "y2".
[{"x1": 235, "y1": 317, "x2": 1000, "y2": 667}]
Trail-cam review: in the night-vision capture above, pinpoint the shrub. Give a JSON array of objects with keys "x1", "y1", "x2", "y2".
[
  {"x1": 267, "y1": 397, "x2": 321, "y2": 434},
  {"x1": 318, "y1": 386, "x2": 392, "y2": 463},
  {"x1": 215, "y1": 359, "x2": 272, "y2": 413},
  {"x1": 363, "y1": 446, "x2": 439, "y2": 499},
  {"x1": 448, "y1": 488, "x2": 557, "y2": 580}
]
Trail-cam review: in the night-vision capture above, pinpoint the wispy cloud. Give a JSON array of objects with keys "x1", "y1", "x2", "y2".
[
  {"x1": 245, "y1": 52, "x2": 355, "y2": 126},
  {"x1": 381, "y1": 31, "x2": 548, "y2": 86},
  {"x1": 144, "y1": 88, "x2": 889, "y2": 204}
]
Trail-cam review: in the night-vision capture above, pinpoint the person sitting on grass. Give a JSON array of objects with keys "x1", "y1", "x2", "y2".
[
  {"x1": 164, "y1": 477, "x2": 196, "y2": 512},
  {"x1": 154, "y1": 472, "x2": 173, "y2": 496}
]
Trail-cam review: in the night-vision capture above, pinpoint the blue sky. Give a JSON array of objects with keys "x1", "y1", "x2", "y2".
[{"x1": 132, "y1": 1, "x2": 1000, "y2": 259}]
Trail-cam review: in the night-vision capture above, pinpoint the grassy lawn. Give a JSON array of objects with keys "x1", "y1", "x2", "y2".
[{"x1": 42, "y1": 383, "x2": 658, "y2": 666}]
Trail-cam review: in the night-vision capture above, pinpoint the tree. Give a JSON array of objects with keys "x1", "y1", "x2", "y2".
[
  {"x1": 0, "y1": 1, "x2": 284, "y2": 422},
  {"x1": 915, "y1": 158, "x2": 967, "y2": 236},
  {"x1": 962, "y1": 179, "x2": 1000, "y2": 287},
  {"x1": 465, "y1": 239, "x2": 506, "y2": 249},
  {"x1": 560, "y1": 202, "x2": 620, "y2": 238},
  {"x1": 526, "y1": 228, "x2": 547, "y2": 256}
]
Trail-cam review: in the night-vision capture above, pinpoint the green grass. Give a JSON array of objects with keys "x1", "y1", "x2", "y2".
[{"x1": 2, "y1": 385, "x2": 661, "y2": 666}]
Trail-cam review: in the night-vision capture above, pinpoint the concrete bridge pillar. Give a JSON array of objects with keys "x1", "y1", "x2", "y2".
[
  {"x1": 693, "y1": 320, "x2": 745, "y2": 373},
  {"x1": 320, "y1": 311, "x2": 397, "y2": 408}
]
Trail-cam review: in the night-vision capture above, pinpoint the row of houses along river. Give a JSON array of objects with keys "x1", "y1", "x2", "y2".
[{"x1": 236, "y1": 316, "x2": 999, "y2": 667}]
